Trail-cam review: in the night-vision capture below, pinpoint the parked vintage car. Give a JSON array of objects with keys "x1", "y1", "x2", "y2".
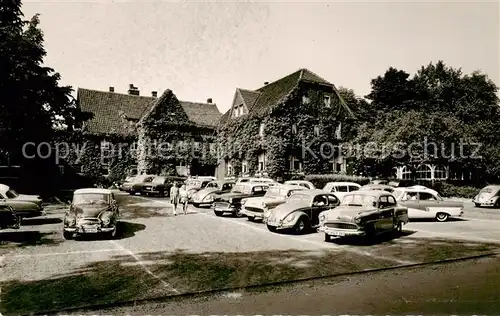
[
  {"x1": 318, "y1": 190, "x2": 409, "y2": 241},
  {"x1": 0, "y1": 184, "x2": 44, "y2": 219},
  {"x1": 322, "y1": 182, "x2": 361, "y2": 201},
  {"x1": 240, "y1": 184, "x2": 307, "y2": 222},
  {"x1": 63, "y1": 188, "x2": 120, "y2": 239},
  {"x1": 265, "y1": 189, "x2": 340, "y2": 234},
  {"x1": 392, "y1": 186, "x2": 463, "y2": 221},
  {"x1": 118, "y1": 176, "x2": 135, "y2": 191},
  {"x1": 472, "y1": 185, "x2": 500, "y2": 208},
  {"x1": 0, "y1": 204, "x2": 20, "y2": 229},
  {"x1": 121, "y1": 175, "x2": 153, "y2": 194},
  {"x1": 186, "y1": 178, "x2": 214, "y2": 201},
  {"x1": 191, "y1": 180, "x2": 236, "y2": 207},
  {"x1": 369, "y1": 179, "x2": 390, "y2": 186},
  {"x1": 212, "y1": 183, "x2": 269, "y2": 217},
  {"x1": 284, "y1": 180, "x2": 315, "y2": 189},
  {"x1": 140, "y1": 176, "x2": 175, "y2": 197},
  {"x1": 130, "y1": 175, "x2": 156, "y2": 195},
  {"x1": 359, "y1": 184, "x2": 395, "y2": 193}
]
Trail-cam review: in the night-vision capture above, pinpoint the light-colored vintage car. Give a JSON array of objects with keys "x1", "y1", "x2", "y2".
[
  {"x1": 0, "y1": 184, "x2": 44, "y2": 219},
  {"x1": 63, "y1": 188, "x2": 120, "y2": 239},
  {"x1": 186, "y1": 178, "x2": 214, "y2": 201},
  {"x1": 322, "y1": 182, "x2": 361, "y2": 201},
  {"x1": 240, "y1": 184, "x2": 307, "y2": 222},
  {"x1": 284, "y1": 180, "x2": 316, "y2": 190},
  {"x1": 359, "y1": 184, "x2": 395, "y2": 193},
  {"x1": 392, "y1": 186, "x2": 463, "y2": 222},
  {"x1": 236, "y1": 177, "x2": 277, "y2": 186},
  {"x1": 318, "y1": 190, "x2": 409, "y2": 241},
  {"x1": 266, "y1": 189, "x2": 340, "y2": 234},
  {"x1": 191, "y1": 180, "x2": 235, "y2": 207},
  {"x1": 212, "y1": 183, "x2": 269, "y2": 217},
  {"x1": 472, "y1": 185, "x2": 500, "y2": 208}
]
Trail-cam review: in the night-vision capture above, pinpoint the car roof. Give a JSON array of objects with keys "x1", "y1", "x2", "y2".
[
  {"x1": 272, "y1": 184, "x2": 307, "y2": 190},
  {"x1": 209, "y1": 180, "x2": 235, "y2": 185},
  {"x1": 347, "y1": 190, "x2": 393, "y2": 198},
  {"x1": 393, "y1": 186, "x2": 439, "y2": 194},
  {"x1": 74, "y1": 188, "x2": 113, "y2": 195},
  {"x1": 285, "y1": 180, "x2": 312, "y2": 184},
  {"x1": 237, "y1": 182, "x2": 269, "y2": 188},
  {"x1": 324, "y1": 182, "x2": 361, "y2": 186},
  {"x1": 0, "y1": 184, "x2": 10, "y2": 194},
  {"x1": 291, "y1": 189, "x2": 335, "y2": 197},
  {"x1": 482, "y1": 185, "x2": 500, "y2": 190},
  {"x1": 360, "y1": 184, "x2": 394, "y2": 189}
]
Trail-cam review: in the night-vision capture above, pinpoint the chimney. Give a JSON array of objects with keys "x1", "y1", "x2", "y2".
[
  {"x1": 264, "y1": 82, "x2": 269, "y2": 85},
  {"x1": 128, "y1": 84, "x2": 139, "y2": 96},
  {"x1": 109, "y1": 86, "x2": 114, "y2": 92},
  {"x1": 152, "y1": 91, "x2": 158, "y2": 98},
  {"x1": 207, "y1": 98, "x2": 212, "y2": 104}
]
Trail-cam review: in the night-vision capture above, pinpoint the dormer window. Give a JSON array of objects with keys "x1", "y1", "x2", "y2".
[
  {"x1": 292, "y1": 124, "x2": 297, "y2": 134},
  {"x1": 259, "y1": 123, "x2": 265, "y2": 137},
  {"x1": 302, "y1": 94, "x2": 310, "y2": 105},
  {"x1": 323, "y1": 95, "x2": 331, "y2": 108}
]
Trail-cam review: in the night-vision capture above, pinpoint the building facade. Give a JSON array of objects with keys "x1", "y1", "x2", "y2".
[
  {"x1": 216, "y1": 68, "x2": 355, "y2": 181},
  {"x1": 75, "y1": 85, "x2": 221, "y2": 181}
]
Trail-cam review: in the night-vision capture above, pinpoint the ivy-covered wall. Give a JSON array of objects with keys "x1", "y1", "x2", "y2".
[
  {"x1": 137, "y1": 90, "x2": 217, "y2": 176},
  {"x1": 218, "y1": 83, "x2": 348, "y2": 180}
]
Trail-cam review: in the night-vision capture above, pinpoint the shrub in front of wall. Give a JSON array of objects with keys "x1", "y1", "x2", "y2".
[
  {"x1": 305, "y1": 174, "x2": 370, "y2": 189},
  {"x1": 432, "y1": 182, "x2": 480, "y2": 198}
]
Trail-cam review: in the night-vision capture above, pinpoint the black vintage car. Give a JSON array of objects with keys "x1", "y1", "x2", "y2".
[
  {"x1": 130, "y1": 175, "x2": 155, "y2": 195},
  {"x1": 140, "y1": 176, "x2": 174, "y2": 197},
  {"x1": 212, "y1": 183, "x2": 269, "y2": 217}
]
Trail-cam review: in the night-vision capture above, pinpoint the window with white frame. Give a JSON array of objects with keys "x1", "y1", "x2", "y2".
[
  {"x1": 335, "y1": 122, "x2": 342, "y2": 139},
  {"x1": 434, "y1": 165, "x2": 447, "y2": 180},
  {"x1": 258, "y1": 153, "x2": 266, "y2": 171},
  {"x1": 178, "y1": 141, "x2": 185, "y2": 150},
  {"x1": 416, "y1": 164, "x2": 432, "y2": 180},
  {"x1": 313, "y1": 125, "x2": 320, "y2": 136},
  {"x1": 259, "y1": 123, "x2": 265, "y2": 137},
  {"x1": 289, "y1": 156, "x2": 302, "y2": 171},
  {"x1": 242, "y1": 161, "x2": 248, "y2": 174},
  {"x1": 292, "y1": 124, "x2": 297, "y2": 134},
  {"x1": 100, "y1": 140, "x2": 112, "y2": 166},
  {"x1": 401, "y1": 166, "x2": 412, "y2": 179},
  {"x1": 209, "y1": 143, "x2": 216, "y2": 154},
  {"x1": 302, "y1": 94, "x2": 310, "y2": 105},
  {"x1": 193, "y1": 141, "x2": 200, "y2": 150},
  {"x1": 323, "y1": 95, "x2": 331, "y2": 108}
]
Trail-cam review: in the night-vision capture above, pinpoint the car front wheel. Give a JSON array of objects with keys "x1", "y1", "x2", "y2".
[
  {"x1": 293, "y1": 217, "x2": 309, "y2": 235},
  {"x1": 324, "y1": 233, "x2": 331, "y2": 242},
  {"x1": 436, "y1": 213, "x2": 449, "y2": 222},
  {"x1": 267, "y1": 225, "x2": 277, "y2": 232},
  {"x1": 214, "y1": 211, "x2": 223, "y2": 217},
  {"x1": 107, "y1": 224, "x2": 119, "y2": 239}
]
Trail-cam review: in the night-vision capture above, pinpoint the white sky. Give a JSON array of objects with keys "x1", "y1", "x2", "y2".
[{"x1": 23, "y1": 0, "x2": 499, "y2": 114}]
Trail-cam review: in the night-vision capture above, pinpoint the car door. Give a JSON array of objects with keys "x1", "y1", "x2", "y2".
[
  {"x1": 400, "y1": 191, "x2": 423, "y2": 219},
  {"x1": 310, "y1": 194, "x2": 332, "y2": 226},
  {"x1": 221, "y1": 183, "x2": 233, "y2": 194},
  {"x1": 416, "y1": 192, "x2": 438, "y2": 218},
  {"x1": 376, "y1": 196, "x2": 394, "y2": 230},
  {"x1": 252, "y1": 186, "x2": 267, "y2": 197}
]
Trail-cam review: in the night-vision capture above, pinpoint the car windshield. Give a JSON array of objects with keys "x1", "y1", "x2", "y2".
[
  {"x1": 264, "y1": 187, "x2": 282, "y2": 198},
  {"x1": 152, "y1": 177, "x2": 166, "y2": 184},
  {"x1": 125, "y1": 176, "x2": 134, "y2": 182},
  {"x1": 231, "y1": 185, "x2": 245, "y2": 193},
  {"x1": 341, "y1": 194, "x2": 377, "y2": 207},
  {"x1": 481, "y1": 187, "x2": 495, "y2": 193},
  {"x1": 392, "y1": 190, "x2": 405, "y2": 200},
  {"x1": 187, "y1": 180, "x2": 201, "y2": 186},
  {"x1": 73, "y1": 193, "x2": 109, "y2": 205},
  {"x1": 5, "y1": 189, "x2": 18, "y2": 199},
  {"x1": 323, "y1": 183, "x2": 333, "y2": 191}
]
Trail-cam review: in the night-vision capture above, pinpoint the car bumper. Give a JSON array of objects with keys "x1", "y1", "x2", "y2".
[
  {"x1": 64, "y1": 226, "x2": 115, "y2": 233},
  {"x1": 265, "y1": 220, "x2": 295, "y2": 229},
  {"x1": 213, "y1": 203, "x2": 236, "y2": 213},
  {"x1": 241, "y1": 209, "x2": 265, "y2": 219},
  {"x1": 473, "y1": 200, "x2": 495, "y2": 207},
  {"x1": 318, "y1": 226, "x2": 366, "y2": 237}
]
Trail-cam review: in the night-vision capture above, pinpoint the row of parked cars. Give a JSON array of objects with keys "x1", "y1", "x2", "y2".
[{"x1": 191, "y1": 178, "x2": 467, "y2": 242}]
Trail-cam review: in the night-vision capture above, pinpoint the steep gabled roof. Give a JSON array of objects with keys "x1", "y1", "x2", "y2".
[
  {"x1": 238, "y1": 88, "x2": 260, "y2": 108},
  {"x1": 77, "y1": 88, "x2": 154, "y2": 136},
  {"x1": 77, "y1": 88, "x2": 222, "y2": 136}
]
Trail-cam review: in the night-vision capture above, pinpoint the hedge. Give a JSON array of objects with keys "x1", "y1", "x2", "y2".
[
  {"x1": 431, "y1": 182, "x2": 480, "y2": 198},
  {"x1": 305, "y1": 174, "x2": 370, "y2": 189}
]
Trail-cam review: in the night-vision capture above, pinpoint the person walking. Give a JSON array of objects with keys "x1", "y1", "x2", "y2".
[
  {"x1": 170, "y1": 182, "x2": 180, "y2": 216},
  {"x1": 179, "y1": 184, "x2": 188, "y2": 215}
]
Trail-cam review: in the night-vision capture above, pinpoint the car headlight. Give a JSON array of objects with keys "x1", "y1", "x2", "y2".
[
  {"x1": 100, "y1": 212, "x2": 113, "y2": 226},
  {"x1": 65, "y1": 215, "x2": 76, "y2": 226},
  {"x1": 319, "y1": 214, "x2": 326, "y2": 222},
  {"x1": 261, "y1": 201, "x2": 267, "y2": 208},
  {"x1": 354, "y1": 215, "x2": 361, "y2": 224},
  {"x1": 228, "y1": 198, "x2": 233, "y2": 204}
]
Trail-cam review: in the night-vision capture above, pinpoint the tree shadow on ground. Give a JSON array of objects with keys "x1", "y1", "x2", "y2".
[
  {"x1": 0, "y1": 230, "x2": 62, "y2": 248},
  {"x1": 21, "y1": 217, "x2": 63, "y2": 226},
  {"x1": 2, "y1": 239, "x2": 499, "y2": 315},
  {"x1": 329, "y1": 230, "x2": 418, "y2": 246},
  {"x1": 409, "y1": 218, "x2": 468, "y2": 223}
]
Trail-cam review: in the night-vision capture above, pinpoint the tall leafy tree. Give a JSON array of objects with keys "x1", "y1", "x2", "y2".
[{"x1": 0, "y1": 0, "x2": 78, "y2": 161}]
